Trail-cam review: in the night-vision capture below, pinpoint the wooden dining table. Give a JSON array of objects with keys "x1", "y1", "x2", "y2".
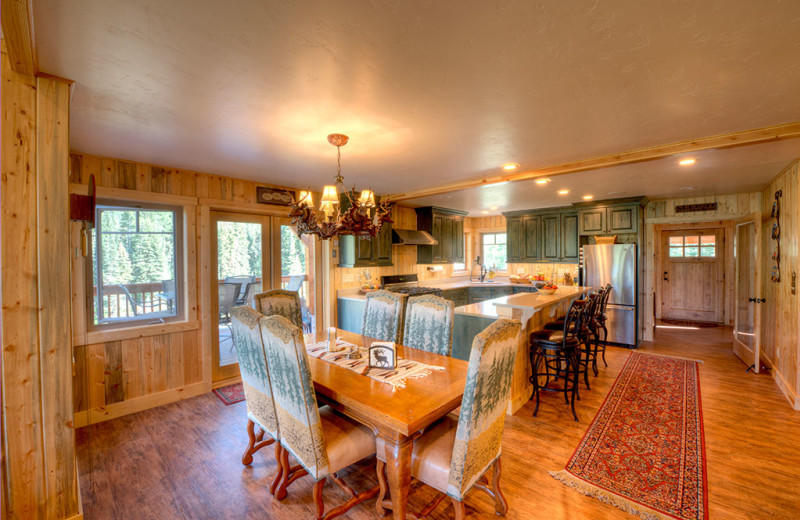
[{"x1": 303, "y1": 327, "x2": 470, "y2": 520}]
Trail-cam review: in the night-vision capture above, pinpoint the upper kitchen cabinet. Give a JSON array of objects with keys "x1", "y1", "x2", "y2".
[
  {"x1": 576, "y1": 198, "x2": 648, "y2": 236},
  {"x1": 338, "y1": 195, "x2": 394, "y2": 267},
  {"x1": 415, "y1": 207, "x2": 468, "y2": 264},
  {"x1": 503, "y1": 208, "x2": 577, "y2": 263}
]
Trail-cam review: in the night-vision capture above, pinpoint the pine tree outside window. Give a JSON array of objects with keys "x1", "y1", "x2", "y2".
[{"x1": 89, "y1": 201, "x2": 184, "y2": 328}]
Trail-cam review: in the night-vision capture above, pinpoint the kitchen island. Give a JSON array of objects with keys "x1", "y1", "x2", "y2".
[{"x1": 455, "y1": 286, "x2": 594, "y2": 413}]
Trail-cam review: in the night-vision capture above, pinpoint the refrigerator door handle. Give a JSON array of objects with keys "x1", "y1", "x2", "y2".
[{"x1": 607, "y1": 304, "x2": 635, "y2": 311}]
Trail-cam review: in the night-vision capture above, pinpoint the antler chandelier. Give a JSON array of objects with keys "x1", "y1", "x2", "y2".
[{"x1": 289, "y1": 134, "x2": 394, "y2": 240}]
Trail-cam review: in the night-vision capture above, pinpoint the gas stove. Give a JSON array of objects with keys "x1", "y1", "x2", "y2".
[{"x1": 380, "y1": 274, "x2": 443, "y2": 298}]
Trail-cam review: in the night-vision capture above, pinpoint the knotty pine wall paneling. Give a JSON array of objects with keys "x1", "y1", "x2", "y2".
[
  {"x1": 642, "y1": 193, "x2": 762, "y2": 341},
  {"x1": 1, "y1": 42, "x2": 80, "y2": 519},
  {"x1": 69, "y1": 152, "x2": 297, "y2": 427},
  {"x1": 759, "y1": 160, "x2": 799, "y2": 409}
]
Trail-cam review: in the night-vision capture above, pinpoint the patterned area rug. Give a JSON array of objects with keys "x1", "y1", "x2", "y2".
[
  {"x1": 551, "y1": 352, "x2": 707, "y2": 520},
  {"x1": 212, "y1": 383, "x2": 245, "y2": 405}
]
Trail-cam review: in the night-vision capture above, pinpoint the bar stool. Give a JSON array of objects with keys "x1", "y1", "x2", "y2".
[
  {"x1": 528, "y1": 299, "x2": 588, "y2": 422},
  {"x1": 543, "y1": 294, "x2": 598, "y2": 390},
  {"x1": 593, "y1": 284, "x2": 613, "y2": 369}
]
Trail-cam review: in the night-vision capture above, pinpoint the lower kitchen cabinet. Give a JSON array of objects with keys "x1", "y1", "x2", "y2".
[
  {"x1": 337, "y1": 298, "x2": 365, "y2": 334},
  {"x1": 441, "y1": 287, "x2": 469, "y2": 307}
]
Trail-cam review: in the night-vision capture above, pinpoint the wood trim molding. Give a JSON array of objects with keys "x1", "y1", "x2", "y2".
[
  {"x1": 1, "y1": 0, "x2": 38, "y2": 75},
  {"x1": 389, "y1": 121, "x2": 800, "y2": 201},
  {"x1": 75, "y1": 320, "x2": 201, "y2": 346},
  {"x1": 69, "y1": 183, "x2": 198, "y2": 206},
  {"x1": 73, "y1": 381, "x2": 207, "y2": 427},
  {"x1": 198, "y1": 198, "x2": 293, "y2": 216}
]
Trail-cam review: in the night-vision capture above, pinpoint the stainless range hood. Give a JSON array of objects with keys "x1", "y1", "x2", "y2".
[{"x1": 391, "y1": 228, "x2": 438, "y2": 246}]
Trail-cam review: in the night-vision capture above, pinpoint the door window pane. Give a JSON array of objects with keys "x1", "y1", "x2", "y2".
[
  {"x1": 685, "y1": 236, "x2": 700, "y2": 246},
  {"x1": 217, "y1": 221, "x2": 263, "y2": 367},
  {"x1": 685, "y1": 247, "x2": 699, "y2": 257},
  {"x1": 700, "y1": 247, "x2": 716, "y2": 257},
  {"x1": 669, "y1": 236, "x2": 684, "y2": 246},
  {"x1": 669, "y1": 247, "x2": 684, "y2": 257},
  {"x1": 701, "y1": 235, "x2": 716, "y2": 245}
]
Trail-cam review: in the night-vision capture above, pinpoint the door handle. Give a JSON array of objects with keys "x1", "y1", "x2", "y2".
[
  {"x1": 663, "y1": 271, "x2": 669, "y2": 282},
  {"x1": 749, "y1": 298, "x2": 767, "y2": 303}
]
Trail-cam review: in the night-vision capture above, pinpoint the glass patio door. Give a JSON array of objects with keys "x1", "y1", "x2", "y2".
[
  {"x1": 273, "y1": 217, "x2": 317, "y2": 334},
  {"x1": 211, "y1": 211, "x2": 272, "y2": 382},
  {"x1": 733, "y1": 216, "x2": 762, "y2": 372}
]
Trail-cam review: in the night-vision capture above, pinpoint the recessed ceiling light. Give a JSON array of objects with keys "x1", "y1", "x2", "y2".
[
  {"x1": 557, "y1": 189, "x2": 570, "y2": 195},
  {"x1": 481, "y1": 210, "x2": 490, "y2": 214},
  {"x1": 489, "y1": 206, "x2": 498, "y2": 210},
  {"x1": 535, "y1": 178, "x2": 551, "y2": 185},
  {"x1": 502, "y1": 163, "x2": 519, "y2": 171},
  {"x1": 679, "y1": 158, "x2": 696, "y2": 166},
  {"x1": 582, "y1": 195, "x2": 594, "y2": 200}
]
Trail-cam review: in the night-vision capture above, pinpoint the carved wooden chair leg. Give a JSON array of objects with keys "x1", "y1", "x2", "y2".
[
  {"x1": 242, "y1": 419, "x2": 275, "y2": 466},
  {"x1": 451, "y1": 496, "x2": 467, "y2": 520},
  {"x1": 313, "y1": 478, "x2": 327, "y2": 520},
  {"x1": 490, "y1": 458, "x2": 508, "y2": 515},
  {"x1": 269, "y1": 443, "x2": 284, "y2": 496},
  {"x1": 375, "y1": 459, "x2": 388, "y2": 516},
  {"x1": 275, "y1": 445, "x2": 308, "y2": 500}
]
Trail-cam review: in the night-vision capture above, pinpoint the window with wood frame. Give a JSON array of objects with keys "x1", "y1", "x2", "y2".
[
  {"x1": 88, "y1": 200, "x2": 184, "y2": 329},
  {"x1": 668, "y1": 234, "x2": 717, "y2": 258}
]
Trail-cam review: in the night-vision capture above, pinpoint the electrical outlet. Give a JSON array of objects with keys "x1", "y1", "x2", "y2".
[{"x1": 331, "y1": 249, "x2": 337, "y2": 258}]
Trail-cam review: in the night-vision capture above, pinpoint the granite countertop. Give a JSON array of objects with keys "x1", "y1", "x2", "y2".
[
  {"x1": 455, "y1": 286, "x2": 594, "y2": 319},
  {"x1": 337, "y1": 278, "x2": 551, "y2": 300}
]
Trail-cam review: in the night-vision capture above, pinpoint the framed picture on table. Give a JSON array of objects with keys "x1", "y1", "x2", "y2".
[{"x1": 368, "y1": 342, "x2": 396, "y2": 370}]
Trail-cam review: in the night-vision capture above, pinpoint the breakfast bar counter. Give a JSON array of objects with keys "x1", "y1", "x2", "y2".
[{"x1": 455, "y1": 286, "x2": 594, "y2": 413}]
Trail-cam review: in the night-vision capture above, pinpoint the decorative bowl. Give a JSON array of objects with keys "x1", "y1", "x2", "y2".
[{"x1": 537, "y1": 288, "x2": 557, "y2": 296}]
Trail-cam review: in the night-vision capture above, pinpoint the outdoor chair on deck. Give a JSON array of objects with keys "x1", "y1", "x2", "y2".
[
  {"x1": 241, "y1": 281, "x2": 262, "y2": 308},
  {"x1": 362, "y1": 290, "x2": 408, "y2": 343},
  {"x1": 230, "y1": 306, "x2": 283, "y2": 495},
  {"x1": 375, "y1": 319, "x2": 522, "y2": 520},
  {"x1": 218, "y1": 283, "x2": 238, "y2": 349},
  {"x1": 402, "y1": 294, "x2": 455, "y2": 356},
  {"x1": 225, "y1": 275, "x2": 255, "y2": 303},
  {"x1": 259, "y1": 315, "x2": 378, "y2": 519},
  {"x1": 118, "y1": 284, "x2": 170, "y2": 317}
]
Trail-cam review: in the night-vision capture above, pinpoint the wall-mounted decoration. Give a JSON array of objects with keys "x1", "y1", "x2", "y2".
[
  {"x1": 256, "y1": 186, "x2": 294, "y2": 206},
  {"x1": 70, "y1": 174, "x2": 96, "y2": 256},
  {"x1": 771, "y1": 190, "x2": 782, "y2": 283},
  {"x1": 675, "y1": 202, "x2": 718, "y2": 213},
  {"x1": 368, "y1": 341, "x2": 396, "y2": 369}
]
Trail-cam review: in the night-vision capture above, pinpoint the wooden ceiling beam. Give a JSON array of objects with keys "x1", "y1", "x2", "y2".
[
  {"x1": 1, "y1": 0, "x2": 38, "y2": 75},
  {"x1": 388, "y1": 121, "x2": 800, "y2": 202}
]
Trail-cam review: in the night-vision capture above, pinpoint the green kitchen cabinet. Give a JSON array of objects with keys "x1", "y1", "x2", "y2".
[
  {"x1": 337, "y1": 193, "x2": 394, "y2": 268},
  {"x1": 506, "y1": 216, "x2": 523, "y2": 262},
  {"x1": 415, "y1": 207, "x2": 468, "y2": 264},
  {"x1": 442, "y1": 287, "x2": 469, "y2": 307},
  {"x1": 504, "y1": 208, "x2": 577, "y2": 264},
  {"x1": 577, "y1": 201, "x2": 642, "y2": 236}
]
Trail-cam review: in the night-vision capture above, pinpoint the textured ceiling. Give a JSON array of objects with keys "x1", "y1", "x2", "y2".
[{"x1": 35, "y1": 0, "x2": 800, "y2": 210}]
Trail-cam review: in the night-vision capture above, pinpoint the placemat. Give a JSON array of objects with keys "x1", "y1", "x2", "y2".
[{"x1": 306, "y1": 339, "x2": 444, "y2": 391}]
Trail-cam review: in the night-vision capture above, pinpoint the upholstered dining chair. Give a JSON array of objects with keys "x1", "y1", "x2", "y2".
[
  {"x1": 230, "y1": 306, "x2": 283, "y2": 495},
  {"x1": 362, "y1": 290, "x2": 408, "y2": 343},
  {"x1": 254, "y1": 289, "x2": 303, "y2": 329},
  {"x1": 375, "y1": 318, "x2": 522, "y2": 520},
  {"x1": 259, "y1": 315, "x2": 379, "y2": 519},
  {"x1": 402, "y1": 295, "x2": 455, "y2": 356}
]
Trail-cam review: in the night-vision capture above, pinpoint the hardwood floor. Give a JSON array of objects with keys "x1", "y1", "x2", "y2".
[{"x1": 76, "y1": 325, "x2": 800, "y2": 519}]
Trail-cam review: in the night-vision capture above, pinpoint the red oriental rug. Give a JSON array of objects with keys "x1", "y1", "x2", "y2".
[
  {"x1": 551, "y1": 352, "x2": 707, "y2": 520},
  {"x1": 212, "y1": 383, "x2": 245, "y2": 405}
]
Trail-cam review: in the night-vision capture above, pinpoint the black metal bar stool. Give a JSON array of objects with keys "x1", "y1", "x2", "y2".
[
  {"x1": 542, "y1": 293, "x2": 598, "y2": 390},
  {"x1": 528, "y1": 299, "x2": 588, "y2": 422},
  {"x1": 593, "y1": 284, "x2": 612, "y2": 369}
]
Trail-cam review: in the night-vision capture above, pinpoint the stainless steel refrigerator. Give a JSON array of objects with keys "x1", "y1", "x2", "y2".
[{"x1": 581, "y1": 244, "x2": 638, "y2": 347}]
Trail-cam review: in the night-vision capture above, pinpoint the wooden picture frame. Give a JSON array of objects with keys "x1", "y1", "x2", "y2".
[
  {"x1": 256, "y1": 186, "x2": 294, "y2": 206},
  {"x1": 368, "y1": 342, "x2": 396, "y2": 369}
]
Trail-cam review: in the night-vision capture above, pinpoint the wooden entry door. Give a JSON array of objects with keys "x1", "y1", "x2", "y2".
[
  {"x1": 660, "y1": 229, "x2": 724, "y2": 322},
  {"x1": 732, "y1": 216, "x2": 762, "y2": 372}
]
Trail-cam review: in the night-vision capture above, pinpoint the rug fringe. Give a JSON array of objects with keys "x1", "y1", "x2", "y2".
[
  {"x1": 635, "y1": 351, "x2": 704, "y2": 364},
  {"x1": 549, "y1": 470, "x2": 679, "y2": 520}
]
